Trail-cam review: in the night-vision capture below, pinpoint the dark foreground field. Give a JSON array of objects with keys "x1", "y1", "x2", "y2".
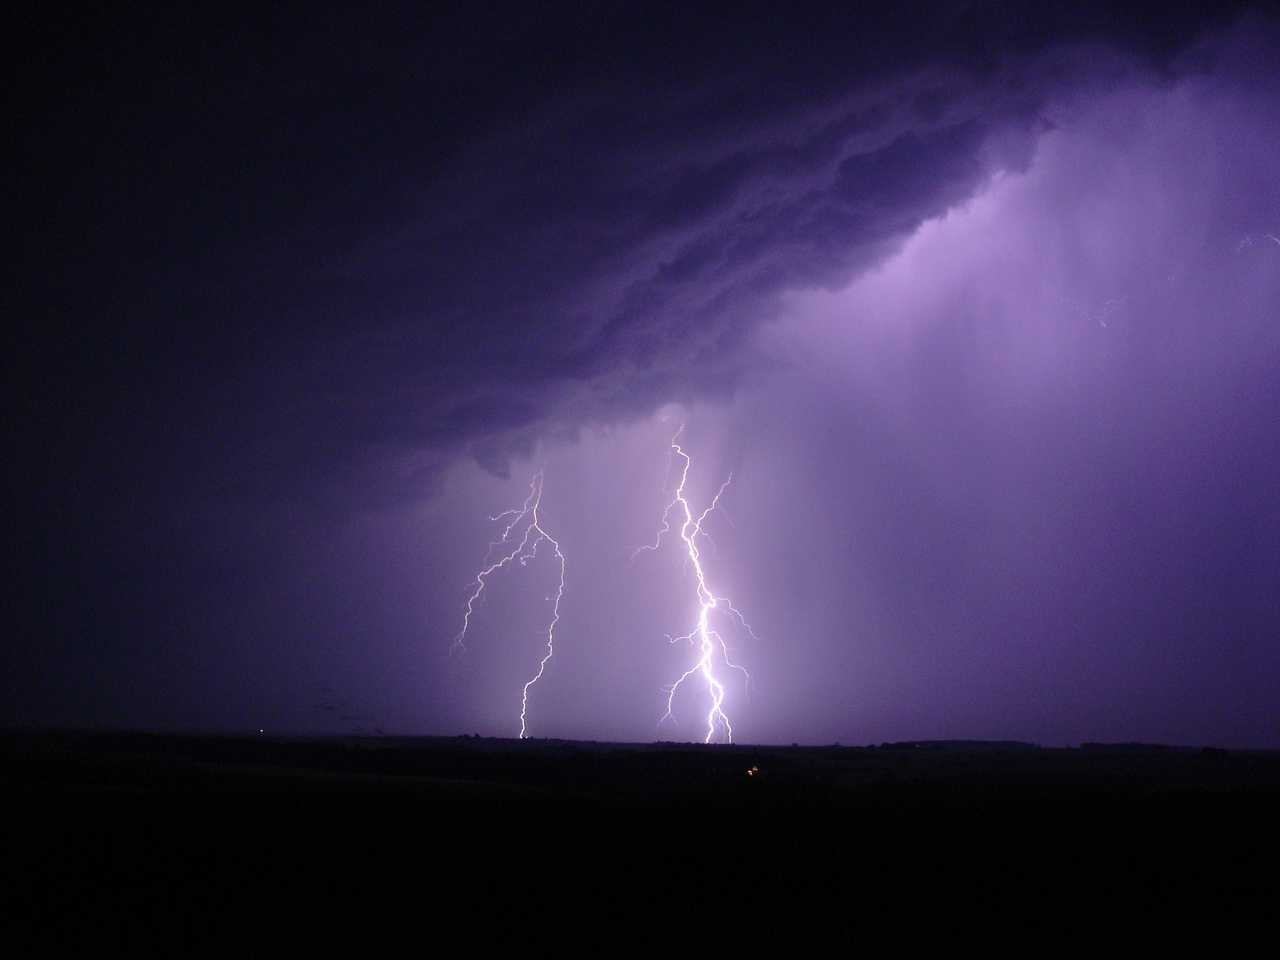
[{"x1": 5, "y1": 731, "x2": 1277, "y2": 955}]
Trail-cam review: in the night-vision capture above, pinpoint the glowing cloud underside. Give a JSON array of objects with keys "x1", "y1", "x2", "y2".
[
  {"x1": 636, "y1": 432, "x2": 754, "y2": 744},
  {"x1": 449, "y1": 471, "x2": 564, "y2": 738}
]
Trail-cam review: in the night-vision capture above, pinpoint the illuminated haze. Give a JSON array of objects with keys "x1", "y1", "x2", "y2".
[{"x1": 6, "y1": 3, "x2": 1278, "y2": 746}]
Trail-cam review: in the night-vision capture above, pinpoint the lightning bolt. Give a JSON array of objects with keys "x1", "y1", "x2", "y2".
[
  {"x1": 636, "y1": 430, "x2": 754, "y2": 744},
  {"x1": 449, "y1": 470, "x2": 565, "y2": 739}
]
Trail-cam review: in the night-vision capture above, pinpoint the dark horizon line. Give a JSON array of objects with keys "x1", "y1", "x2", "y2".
[{"x1": 5, "y1": 725, "x2": 1273, "y2": 754}]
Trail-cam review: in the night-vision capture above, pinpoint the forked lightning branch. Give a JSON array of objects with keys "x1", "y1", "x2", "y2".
[{"x1": 448, "y1": 434, "x2": 755, "y2": 742}]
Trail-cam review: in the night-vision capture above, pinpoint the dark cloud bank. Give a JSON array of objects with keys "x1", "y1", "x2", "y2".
[{"x1": 6, "y1": 3, "x2": 1278, "y2": 745}]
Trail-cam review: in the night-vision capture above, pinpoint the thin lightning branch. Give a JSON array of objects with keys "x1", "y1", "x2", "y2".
[
  {"x1": 449, "y1": 471, "x2": 565, "y2": 739},
  {"x1": 1061, "y1": 296, "x2": 1126, "y2": 327},
  {"x1": 638, "y1": 431, "x2": 754, "y2": 744},
  {"x1": 1237, "y1": 233, "x2": 1280, "y2": 250}
]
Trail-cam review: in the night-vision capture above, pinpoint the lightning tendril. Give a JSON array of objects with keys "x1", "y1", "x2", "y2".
[{"x1": 449, "y1": 470, "x2": 564, "y2": 739}]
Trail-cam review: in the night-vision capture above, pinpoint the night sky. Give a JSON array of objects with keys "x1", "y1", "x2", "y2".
[{"x1": 7, "y1": 2, "x2": 1279, "y2": 746}]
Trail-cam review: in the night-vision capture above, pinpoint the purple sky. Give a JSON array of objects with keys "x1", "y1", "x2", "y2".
[{"x1": 7, "y1": 3, "x2": 1278, "y2": 746}]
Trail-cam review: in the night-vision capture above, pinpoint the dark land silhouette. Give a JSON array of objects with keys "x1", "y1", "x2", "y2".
[{"x1": 6, "y1": 730, "x2": 1277, "y2": 954}]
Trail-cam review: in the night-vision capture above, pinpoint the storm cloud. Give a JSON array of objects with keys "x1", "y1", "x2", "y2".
[{"x1": 6, "y1": 3, "x2": 1277, "y2": 745}]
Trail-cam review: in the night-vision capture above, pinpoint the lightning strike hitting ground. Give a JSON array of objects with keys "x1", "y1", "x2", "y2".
[
  {"x1": 449, "y1": 471, "x2": 565, "y2": 738},
  {"x1": 637, "y1": 432, "x2": 754, "y2": 743}
]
